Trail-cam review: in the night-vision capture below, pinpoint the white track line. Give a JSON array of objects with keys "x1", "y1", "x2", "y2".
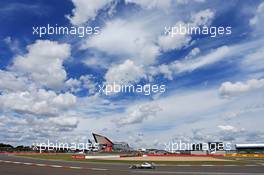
[
  {"x1": 50, "y1": 165, "x2": 63, "y2": 168},
  {"x1": 91, "y1": 168, "x2": 108, "y2": 171},
  {"x1": 22, "y1": 162, "x2": 33, "y2": 165},
  {"x1": 35, "y1": 164, "x2": 47, "y2": 167},
  {"x1": 68, "y1": 166, "x2": 83, "y2": 169},
  {"x1": 0, "y1": 160, "x2": 110, "y2": 170},
  {"x1": 12, "y1": 161, "x2": 22, "y2": 164}
]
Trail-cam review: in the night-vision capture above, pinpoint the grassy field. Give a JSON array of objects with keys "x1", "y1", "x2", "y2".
[{"x1": 14, "y1": 154, "x2": 255, "y2": 165}]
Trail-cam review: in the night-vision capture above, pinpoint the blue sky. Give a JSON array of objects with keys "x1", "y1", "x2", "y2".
[{"x1": 0, "y1": 0, "x2": 263, "y2": 148}]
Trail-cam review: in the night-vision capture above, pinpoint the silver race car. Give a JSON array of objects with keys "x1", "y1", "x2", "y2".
[{"x1": 129, "y1": 162, "x2": 155, "y2": 169}]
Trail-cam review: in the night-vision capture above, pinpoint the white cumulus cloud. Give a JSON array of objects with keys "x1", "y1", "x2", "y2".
[
  {"x1": 105, "y1": 59, "x2": 146, "y2": 84},
  {"x1": 0, "y1": 70, "x2": 32, "y2": 92},
  {"x1": 191, "y1": 9, "x2": 214, "y2": 26},
  {"x1": 82, "y1": 18, "x2": 160, "y2": 65},
  {"x1": 219, "y1": 79, "x2": 264, "y2": 98},
  {"x1": 115, "y1": 103, "x2": 162, "y2": 126},
  {"x1": 250, "y1": 1, "x2": 264, "y2": 33},
  {"x1": 158, "y1": 22, "x2": 191, "y2": 52},
  {"x1": 12, "y1": 40, "x2": 71, "y2": 89},
  {"x1": 153, "y1": 46, "x2": 230, "y2": 79},
  {"x1": 218, "y1": 125, "x2": 244, "y2": 133},
  {"x1": 125, "y1": 0, "x2": 172, "y2": 10},
  {"x1": 67, "y1": 0, "x2": 112, "y2": 25},
  {"x1": 158, "y1": 9, "x2": 214, "y2": 52},
  {"x1": 0, "y1": 89, "x2": 76, "y2": 116}
]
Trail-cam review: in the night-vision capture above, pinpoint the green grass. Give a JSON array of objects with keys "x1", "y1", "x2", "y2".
[{"x1": 14, "y1": 154, "x2": 253, "y2": 165}]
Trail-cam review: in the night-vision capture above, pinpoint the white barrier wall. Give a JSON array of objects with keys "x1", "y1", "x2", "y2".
[{"x1": 85, "y1": 155, "x2": 120, "y2": 159}]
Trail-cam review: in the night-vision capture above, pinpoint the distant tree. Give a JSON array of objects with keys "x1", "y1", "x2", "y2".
[
  {"x1": 15, "y1": 145, "x2": 31, "y2": 151},
  {"x1": 0, "y1": 143, "x2": 14, "y2": 151}
]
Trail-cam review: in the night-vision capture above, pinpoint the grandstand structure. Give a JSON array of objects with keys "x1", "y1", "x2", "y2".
[
  {"x1": 92, "y1": 133, "x2": 130, "y2": 152},
  {"x1": 235, "y1": 144, "x2": 264, "y2": 153}
]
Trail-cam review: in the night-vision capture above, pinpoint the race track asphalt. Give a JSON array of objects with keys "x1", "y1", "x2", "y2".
[{"x1": 0, "y1": 154, "x2": 264, "y2": 175}]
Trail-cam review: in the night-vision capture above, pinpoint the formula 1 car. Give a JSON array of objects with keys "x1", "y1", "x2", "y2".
[{"x1": 129, "y1": 162, "x2": 155, "y2": 169}]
